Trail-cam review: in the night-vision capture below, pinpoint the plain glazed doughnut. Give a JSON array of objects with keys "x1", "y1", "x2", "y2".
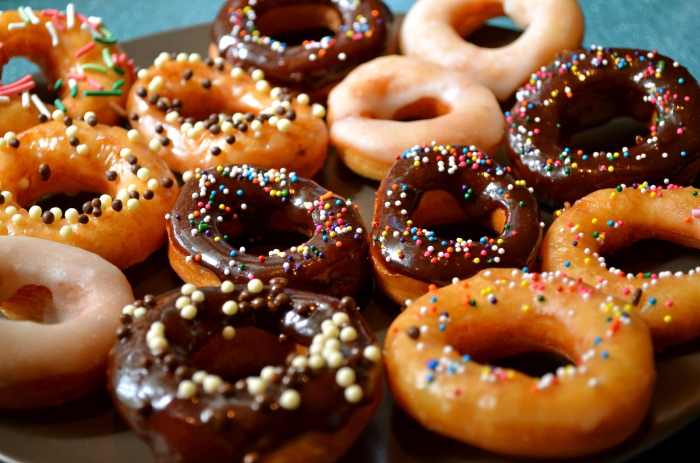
[
  {"x1": 109, "y1": 278, "x2": 383, "y2": 463},
  {"x1": 370, "y1": 143, "x2": 542, "y2": 305},
  {"x1": 384, "y1": 268, "x2": 655, "y2": 458},
  {"x1": 167, "y1": 165, "x2": 370, "y2": 297},
  {"x1": 127, "y1": 53, "x2": 328, "y2": 177},
  {"x1": 505, "y1": 47, "x2": 700, "y2": 205},
  {"x1": 0, "y1": 7, "x2": 134, "y2": 129},
  {"x1": 327, "y1": 55, "x2": 504, "y2": 181},
  {"x1": 541, "y1": 184, "x2": 700, "y2": 347},
  {"x1": 0, "y1": 120, "x2": 178, "y2": 269},
  {"x1": 210, "y1": 0, "x2": 396, "y2": 103},
  {"x1": 400, "y1": 0, "x2": 584, "y2": 101},
  {"x1": 0, "y1": 236, "x2": 134, "y2": 409}
]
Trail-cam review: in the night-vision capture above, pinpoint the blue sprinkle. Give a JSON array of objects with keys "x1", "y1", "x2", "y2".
[
  {"x1": 582, "y1": 154, "x2": 589, "y2": 161},
  {"x1": 230, "y1": 251, "x2": 237, "y2": 257},
  {"x1": 237, "y1": 190, "x2": 243, "y2": 196},
  {"x1": 601, "y1": 351, "x2": 609, "y2": 359},
  {"x1": 322, "y1": 236, "x2": 328, "y2": 241},
  {"x1": 448, "y1": 364, "x2": 457, "y2": 374},
  {"x1": 522, "y1": 267, "x2": 529, "y2": 272},
  {"x1": 681, "y1": 151, "x2": 687, "y2": 157},
  {"x1": 438, "y1": 324, "x2": 446, "y2": 331},
  {"x1": 430, "y1": 297, "x2": 437, "y2": 302},
  {"x1": 427, "y1": 374, "x2": 435, "y2": 383},
  {"x1": 462, "y1": 355, "x2": 471, "y2": 362},
  {"x1": 608, "y1": 220, "x2": 615, "y2": 226},
  {"x1": 564, "y1": 261, "x2": 571, "y2": 267},
  {"x1": 679, "y1": 78, "x2": 685, "y2": 84},
  {"x1": 480, "y1": 237, "x2": 487, "y2": 243},
  {"x1": 336, "y1": 199, "x2": 342, "y2": 205},
  {"x1": 427, "y1": 359, "x2": 438, "y2": 370},
  {"x1": 594, "y1": 337, "x2": 602, "y2": 345},
  {"x1": 572, "y1": 241, "x2": 578, "y2": 247},
  {"x1": 649, "y1": 297, "x2": 657, "y2": 305}
]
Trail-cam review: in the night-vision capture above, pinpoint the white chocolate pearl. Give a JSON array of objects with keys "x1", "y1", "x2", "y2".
[
  {"x1": 51, "y1": 110, "x2": 65, "y2": 121},
  {"x1": 324, "y1": 338, "x2": 341, "y2": 351},
  {"x1": 251, "y1": 120, "x2": 262, "y2": 132},
  {"x1": 18, "y1": 178, "x2": 29, "y2": 189},
  {"x1": 277, "y1": 118, "x2": 291, "y2": 133},
  {"x1": 255, "y1": 80, "x2": 270, "y2": 93},
  {"x1": 149, "y1": 138, "x2": 162, "y2": 152},
  {"x1": 122, "y1": 304, "x2": 136, "y2": 316},
  {"x1": 147, "y1": 336, "x2": 167, "y2": 351},
  {"x1": 188, "y1": 53, "x2": 202, "y2": 63},
  {"x1": 76, "y1": 144, "x2": 89, "y2": 155},
  {"x1": 120, "y1": 148, "x2": 132, "y2": 158},
  {"x1": 332, "y1": 313, "x2": 349, "y2": 326},
  {"x1": 322, "y1": 324, "x2": 339, "y2": 338},
  {"x1": 1, "y1": 191, "x2": 11, "y2": 202},
  {"x1": 251, "y1": 69, "x2": 265, "y2": 81},
  {"x1": 147, "y1": 179, "x2": 160, "y2": 191},
  {"x1": 192, "y1": 370, "x2": 207, "y2": 384},
  {"x1": 11, "y1": 214, "x2": 23, "y2": 225},
  {"x1": 137, "y1": 68, "x2": 149, "y2": 79},
  {"x1": 4, "y1": 206, "x2": 17, "y2": 216},
  {"x1": 363, "y1": 345, "x2": 381, "y2": 362},
  {"x1": 50, "y1": 207, "x2": 62, "y2": 219},
  {"x1": 191, "y1": 290, "x2": 205, "y2": 302},
  {"x1": 182, "y1": 171, "x2": 194, "y2": 182},
  {"x1": 260, "y1": 366, "x2": 277, "y2": 382},
  {"x1": 202, "y1": 375, "x2": 223, "y2": 394},
  {"x1": 222, "y1": 326, "x2": 236, "y2": 340},
  {"x1": 99, "y1": 195, "x2": 112, "y2": 211},
  {"x1": 279, "y1": 389, "x2": 301, "y2": 410},
  {"x1": 321, "y1": 319, "x2": 335, "y2": 331},
  {"x1": 180, "y1": 304, "x2": 197, "y2": 319},
  {"x1": 231, "y1": 67, "x2": 244, "y2": 78},
  {"x1": 137, "y1": 167, "x2": 151, "y2": 181},
  {"x1": 222, "y1": 300, "x2": 239, "y2": 315},
  {"x1": 268, "y1": 116, "x2": 279, "y2": 127},
  {"x1": 181, "y1": 283, "x2": 197, "y2": 295},
  {"x1": 84, "y1": 111, "x2": 96, "y2": 120},
  {"x1": 150, "y1": 321, "x2": 165, "y2": 333},
  {"x1": 148, "y1": 76, "x2": 164, "y2": 92},
  {"x1": 177, "y1": 380, "x2": 197, "y2": 399},
  {"x1": 336, "y1": 367, "x2": 356, "y2": 387},
  {"x1": 308, "y1": 355, "x2": 325, "y2": 369},
  {"x1": 165, "y1": 111, "x2": 180, "y2": 122},
  {"x1": 340, "y1": 327, "x2": 358, "y2": 343},
  {"x1": 344, "y1": 384, "x2": 363, "y2": 403},
  {"x1": 247, "y1": 377, "x2": 266, "y2": 395},
  {"x1": 133, "y1": 307, "x2": 147, "y2": 319},
  {"x1": 116, "y1": 189, "x2": 130, "y2": 202},
  {"x1": 127, "y1": 198, "x2": 140, "y2": 210},
  {"x1": 65, "y1": 208, "x2": 79, "y2": 221},
  {"x1": 175, "y1": 296, "x2": 191, "y2": 309},
  {"x1": 309, "y1": 344, "x2": 323, "y2": 356},
  {"x1": 291, "y1": 356, "x2": 308, "y2": 368},
  {"x1": 326, "y1": 351, "x2": 343, "y2": 368},
  {"x1": 28, "y1": 206, "x2": 42, "y2": 219},
  {"x1": 312, "y1": 104, "x2": 326, "y2": 118},
  {"x1": 127, "y1": 129, "x2": 140, "y2": 141},
  {"x1": 221, "y1": 281, "x2": 234, "y2": 293},
  {"x1": 296, "y1": 94, "x2": 310, "y2": 105},
  {"x1": 66, "y1": 125, "x2": 79, "y2": 137},
  {"x1": 176, "y1": 52, "x2": 188, "y2": 62},
  {"x1": 59, "y1": 225, "x2": 73, "y2": 238},
  {"x1": 247, "y1": 279, "x2": 263, "y2": 293}
]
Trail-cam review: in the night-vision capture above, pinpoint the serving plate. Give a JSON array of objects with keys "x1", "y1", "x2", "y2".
[{"x1": 1, "y1": 22, "x2": 700, "y2": 463}]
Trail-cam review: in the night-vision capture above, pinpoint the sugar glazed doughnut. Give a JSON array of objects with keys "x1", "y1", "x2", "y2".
[
  {"x1": 400, "y1": 0, "x2": 584, "y2": 101},
  {"x1": 327, "y1": 55, "x2": 505, "y2": 181},
  {"x1": 109, "y1": 279, "x2": 383, "y2": 463},
  {"x1": 541, "y1": 184, "x2": 700, "y2": 347},
  {"x1": 371, "y1": 144, "x2": 542, "y2": 305},
  {"x1": 167, "y1": 165, "x2": 370, "y2": 297},
  {"x1": 385, "y1": 268, "x2": 655, "y2": 458},
  {"x1": 210, "y1": 0, "x2": 395, "y2": 103},
  {"x1": 505, "y1": 47, "x2": 700, "y2": 205},
  {"x1": 0, "y1": 236, "x2": 133, "y2": 408},
  {"x1": 127, "y1": 54, "x2": 328, "y2": 177},
  {"x1": 0, "y1": 6, "x2": 134, "y2": 130},
  {"x1": 0, "y1": 119, "x2": 178, "y2": 269}
]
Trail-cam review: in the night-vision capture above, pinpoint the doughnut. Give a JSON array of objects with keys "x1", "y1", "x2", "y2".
[
  {"x1": 505, "y1": 47, "x2": 700, "y2": 205},
  {"x1": 210, "y1": 0, "x2": 396, "y2": 103},
  {"x1": 0, "y1": 119, "x2": 178, "y2": 269},
  {"x1": 399, "y1": 0, "x2": 584, "y2": 101},
  {"x1": 327, "y1": 55, "x2": 505, "y2": 181},
  {"x1": 541, "y1": 183, "x2": 700, "y2": 347},
  {"x1": 0, "y1": 235, "x2": 133, "y2": 408},
  {"x1": 384, "y1": 268, "x2": 656, "y2": 458},
  {"x1": 370, "y1": 143, "x2": 542, "y2": 305},
  {"x1": 0, "y1": 7, "x2": 134, "y2": 130},
  {"x1": 167, "y1": 164, "x2": 370, "y2": 297},
  {"x1": 127, "y1": 53, "x2": 328, "y2": 177},
  {"x1": 109, "y1": 278, "x2": 383, "y2": 463}
]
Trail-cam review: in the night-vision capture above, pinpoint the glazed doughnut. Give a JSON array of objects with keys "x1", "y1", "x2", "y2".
[
  {"x1": 109, "y1": 278, "x2": 383, "y2": 463},
  {"x1": 384, "y1": 268, "x2": 655, "y2": 458},
  {"x1": 0, "y1": 7, "x2": 134, "y2": 129},
  {"x1": 167, "y1": 165, "x2": 370, "y2": 297},
  {"x1": 541, "y1": 184, "x2": 700, "y2": 347},
  {"x1": 370, "y1": 143, "x2": 542, "y2": 305},
  {"x1": 0, "y1": 119, "x2": 178, "y2": 269},
  {"x1": 399, "y1": 0, "x2": 584, "y2": 101},
  {"x1": 0, "y1": 236, "x2": 133, "y2": 409},
  {"x1": 505, "y1": 47, "x2": 700, "y2": 205},
  {"x1": 127, "y1": 53, "x2": 328, "y2": 177},
  {"x1": 327, "y1": 55, "x2": 504, "y2": 181},
  {"x1": 210, "y1": 0, "x2": 396, "y2": 103}
]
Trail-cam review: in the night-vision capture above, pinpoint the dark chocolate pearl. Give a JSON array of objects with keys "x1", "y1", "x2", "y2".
[
  {"x1": 162, "y1": 354, "x2": 178, "y2": 368},
  {"x1": 111, "y1": 199, "x2": 123, "y2": 211},
  {"x1": 161, "y1": 177, "x2": 174, "y2": 188},
  {"x1": 406, "y1": 326, "x2": 420, "y2": 340},
  {"x1": 251, "y1": 297, "x2": 266, "y2": 310},
  {"x1": 156, "y1": 100, "x2": 167, "y2": 111},
  {"x1": 154, "y1": 123, "x2": 164, "y2": 134},
  {"x1": 116, "y1": 326, "x2": 129, "y2": 339},
  {"x1": 209, "y1": 125, "x2": 221, "y2": 135},
  {"x1": 237, "y1": 122, "x2": 248, "y2": 132},
  {"x1": 204, "y1": 57, "x2": 214, "y2": 66},
  {"x1": 174, "y1": 365, "x2": 190, "y2": 380},
  {"x1": 133, "y1": 299, "x2": 144, "y2": 307},
  {"x1": 134, "y1": 401, "x2": 152, "y2": 416},
  {"x1": 275, "y1": 106, "x2": 285, "y2": 115},
  {"x1": 143, "y1": 294, "x2": 156, "y2": 307},
  {"x1": 69, "y1": 136, "x2": 79, "y2": 146},
  {"x1": 269, "y1": 277, "x2": 288, "y2": 288},
  {"x1": 130, "y1": 164, "x2": 141, "y2": 174},
  {"x1": 8, "y1": 138, "x2": 19, "y2": 148},
  {"x1": 129, "y1": 191, "x2": 140, "y2": 200},
  {"x1": 92, "y1": 207, "x2": 102, "y2": 218},
  {"x1": 143, "y1": 190, "x2": 154, "y2": 200},
  {"x1": 0, "y1": 195, "x2": 4, "y2": 206},
  {"x1": 87, "y1": 116, "x2": 98, "y2": 126},
  {"x1": 238, "y1": 301, "x2": 250, "y2": 314},
  {"x1": 160, "y1": 136, "x2": 170, "y2": 146},
  {"x1": 136, "y1": 86, "x2": 147, "y2": 98},
  {"x1": 244, "y1": 112, "x2": 255, "y2": 122},
  {"x1": 119, "y1": 313, "x2": 132, "y2": 325},
  {"x1": 78, "y1": 214, "x2": 89, "y2": 224},
  {"x1": 38, "y1": 114, "x2": 48, "y2": 123},
  {"x1": 182, "y1": 69, "x2": 193, "y2": 80},
  {"x1": 147, "y1": 94, "x2": 159, "y2": 105},
  {"x1": 129, "y1": 113, "x2": 139, "y2": 121},
  {"x1": 274, "y1": 293, "x2": 290, "y2": 308},
  {"x1": 238, "y1": 290, "x2": 252, "y2": 301},
  {"x1": 202, "y1": 79, "x2": 211, "y2": 89},
  {"x1": 106, "y1": 170, "x2": 117, "y2": 181},
  {"x1": 172, "y1": 98, "x2": 182, "y2": 108},
  {"x1": 215, "y1": 62, "x2": 224, "y2": 71},
  {"x1": 234, "y1": 379, "x2": 247, "y2": 391},
  {"x1": 91, "y1": 198, "x2": 102, "y2": 208},
  {"x1": 38, "y1": 163, "x2": 51, "y2": 181},
  {"x1": 339, "y1": 296, "x2": 357, "y2": 311},
  {"x1": 210, "y1": 146, "x2": 221, "y2": 156},
  {"x1": 82, "y1": 201, "x2": 94, "y2": 214},
  {"x1": 127, "y1": 155, "x2": 138, "y2": 165},
  {"x1": 285, "y1": 109, "x2": 296, "y2": 121},
  {"x1": 219, "y1": 382, "x2": 233, "y2": 396},
  {"x1": 225, "y1": 135, "x2": 236, "y2": 145},
  {"x1": 278, "y1": 333, "x2": 288, "y2": 344},
  {"x1": 63, "y1": 116, "x2": 73, "y2": 127},
  {"x1": 41, "y1": 211, "x2": 54, "y2": 224},
  {"x1": 295, "y1": 303, "x2": 310, "y2": 315},
  {"x1": 138, "y1": 356, "x2": 151, "y2": 368}
]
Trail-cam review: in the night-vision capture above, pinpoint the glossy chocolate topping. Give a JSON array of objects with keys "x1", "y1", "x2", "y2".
[
  {"x1": 371, "y1": 144, "x2": 542, "y2": 287},
  {"x1": 505, "y1": 47, "x2": 700, "y2": 205},
  {"x1": 211, "y1": 0, "x2": 394, "y2": 98},
  {"x1": 109, "y1": 280, "x2": 382, "y2": 463},
  {"x1": 168, "y1": 165, "x2": 370, "y2": 297}
]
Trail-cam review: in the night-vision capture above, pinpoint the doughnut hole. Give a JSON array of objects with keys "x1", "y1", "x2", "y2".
[
  {"x1": 218, "y1": 209, "x2": 314, "y2": 256},
  {"x1": 604, "y1": 239, "x2": 700, "y2": 276},
  {"x1": 0, "y1": 285, "x2": 53, "y2": 323},
  {"x1": 566, "y1": 116, "x2": 651, "y2": 157},
  {"x1": 254, "y1": 4, "x2": 342, "y2": 46},
  {"x1": 391, "y1": 98, "x2": 452, "y2": 123},
  {"x1": 191, "y1": 326, "x2": 305, "y2": 382},
  {"x1": 0, "y1": 57, "x2": 55, "y2": 134},
  {"x1": 409, "y1": 189, "x2": 503, "y2": 241},
  {"x1": 33, "y1": 191, "x2": 104, "y2": 214},
  {"x1": 451, "y1": 3, "x2": 523, "y2": 49}
]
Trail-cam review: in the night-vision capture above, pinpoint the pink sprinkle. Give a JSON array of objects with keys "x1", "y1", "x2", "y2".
[
  {"x1": 666, "y1": 300, "x2": 673, "y2": 307},
  {"x1": 533, "y1": 128, "x2": 540, "y2": 134},
  {"x1": 416, "y1": 239, "x2": 422, "y2": 246},
  {"x1": 41, "y1": 8, "x2": 60, "y2": 15},
  {"x1": 471, "y1": 164, "x2": 479, "y2": 170},
  {"x1": 480, "y1": 250, "x2": 487, "y2": 256},
  {"x1": 444, "y1": 253, "x2": 451, "y2": 259},
  {"x1": 66, "y1": 73, "x2": 86, "y2": 80},
  {"x1": 678, "y1": 128, "x2": 684, "y2": 135},
  {"x1": 685, "y1": 96, "x2": 691, "y2": 101},
  {"x1": 205, "y1": 204, "x2": 211, "y2": 210},
  {"x1": 0, "y1": 81, "x2": 34, "y2": 96},
  {"x1": 337, "y1": 219, "x2": 344, "y2": 225},
  {"x1": 86, "y1": 78, "x2": 103, "y2": 90},
  {"x1": 74, "y1": 41, "x2": 96, "y2": 58},
  {"x1": 692, "y1": 209, "x2": 700, "y2": 218},
  {"x1": 424, "y1": 251, "x2": 430, "y2": 257},
  {"x1": 622, "y1": 288, "x2": 630, "y2": 295}
]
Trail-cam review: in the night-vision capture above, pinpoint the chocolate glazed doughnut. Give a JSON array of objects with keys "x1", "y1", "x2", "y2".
[
  {"x1": 167, "y1": 165, "x2": 370, "y2": 297},
  {"x1": 210, "y1": 0, "x2": 395, "y2": 102},
  {"x1": 109, "y1": 279, "x2": 383, "y2": 463},
  {"x1": 505, "y1": 47, "x2": 700, "y2": 205},
  {"x1": 371, "y1": 144, "x2": 543, "y2": 305}
]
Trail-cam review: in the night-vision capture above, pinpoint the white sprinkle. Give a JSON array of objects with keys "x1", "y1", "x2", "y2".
[
  {"x1": 30, "y1": 94, "x2": 51, "y2": 117},
  {"x1": 8, "y1": 22, "x2": 26, "y2": 30}
]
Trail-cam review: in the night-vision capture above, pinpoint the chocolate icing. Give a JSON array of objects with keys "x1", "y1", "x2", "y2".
[
  {"x1": 211, "y1": 0, "x2": 394, "y2": 100},
  {"x1": 109, "y1": 281, "x2": 382, "y2": 463},
  {"x1": 167, "y1": 165, "x2": 370, "y2": 297},
  {"x1": 371, "y1": 144, "x2": 542, "y2": 287},
  {"x1": 505, "y1": 47, "x2": 700, "y2": 205}
]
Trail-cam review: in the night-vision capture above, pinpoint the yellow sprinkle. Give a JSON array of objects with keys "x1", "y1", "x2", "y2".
[
  {"x1": 623, "y1": 304, "x2": 632, "y2": 312},
  {"x1": 216, "y1": 166, "x2": 223, "y2": 172},
  {"x1": 522, "y1": 304, "x2": 530, "y2": 312},
  {"x1": 214, "y1": 237, "x2": 220, "y2": 242},
  {"x1": 506, "y1": 370, "x2": 515, "y2": 379},
  {"x1": 497, "y1": 238, "x2": 504, "y2": 244},
  {"x1": 571, "y1": 162, "x2": 578, "y2": 168},
  {"x1": 584, "y1": 257, "x2": 591, "y2": 265},
  {"x1": 473, "y1": 258, "x2": 481, "y2": 264},
  {"x1": 650, "y1": 192, "x2": 657, "y2": 198},
  {"x1": 664, "y1": 315, "x2": 672, "y2": 323},
  {"x1": 381, "y1": 231, "x2": 387, "y2": 237},
  {"x1": 591, "y1": 218, "x2": 598, "y2": 224},
  {"x1": 520, "y1": 280, "x2": 528, "y2": 288},
  {"x1": 611, "y1": 192, "x2": 617, "y2": 198}
]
